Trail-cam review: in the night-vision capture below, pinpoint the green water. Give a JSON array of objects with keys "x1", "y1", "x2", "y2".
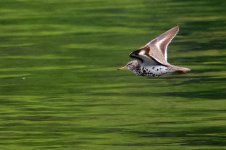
[{"x1": 0, "y1": 0, "x2": 226, "y2": 149}]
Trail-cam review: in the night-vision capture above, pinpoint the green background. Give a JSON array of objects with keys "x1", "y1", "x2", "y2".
[{"x1": 0, "y1": 0, "x2": 226, "y2": 149}]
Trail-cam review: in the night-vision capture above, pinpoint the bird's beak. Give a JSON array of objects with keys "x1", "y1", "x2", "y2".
[{"x1": 117, "y1": 66, "x2": 127, "y2": 70}]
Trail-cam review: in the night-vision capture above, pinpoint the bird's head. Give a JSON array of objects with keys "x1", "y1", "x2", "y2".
[{"x1": 118, "y1": 60, "x2": 139, "y2": 71}]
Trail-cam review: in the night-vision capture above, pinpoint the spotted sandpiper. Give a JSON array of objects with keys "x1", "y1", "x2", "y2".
[{"x1": 118, "y1": 26, "x2": 190, "y2": 77}]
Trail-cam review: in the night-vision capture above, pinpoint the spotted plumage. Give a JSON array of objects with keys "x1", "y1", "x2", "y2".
[{"x1": 118, "y1": 26, "x2": 190, "y2": 77}]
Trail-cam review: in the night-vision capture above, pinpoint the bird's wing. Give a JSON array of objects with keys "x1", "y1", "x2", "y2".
[
  {"x1": 129, "y1": 26, "x2": 179, "y2": 66},
  {"x1": 129, "y1": 46, "x2": 169, "y2": 66},
  {"x1": 145, "y1": 26, "x2": 179, "y2": 62}
]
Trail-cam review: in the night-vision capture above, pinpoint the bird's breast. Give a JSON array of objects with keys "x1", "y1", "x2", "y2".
[{"x1": 140, "y1": 65, "x2": 172, "y2": 77}]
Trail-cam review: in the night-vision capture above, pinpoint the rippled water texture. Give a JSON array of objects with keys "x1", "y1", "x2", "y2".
[{"x1": 0, "y1": 0, "x2": 226, "y2": 149}]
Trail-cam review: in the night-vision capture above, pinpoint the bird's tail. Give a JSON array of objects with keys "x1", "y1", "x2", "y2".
[{"x1": 170, "y1": 65, "x2": 191, "y2": 74}]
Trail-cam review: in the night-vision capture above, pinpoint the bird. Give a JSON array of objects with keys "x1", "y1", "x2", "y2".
[{"x1": 118, "y1": 26, "x2": 191, "y2": 77}]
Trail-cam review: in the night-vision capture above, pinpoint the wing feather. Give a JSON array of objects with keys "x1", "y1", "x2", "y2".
[
  {"x1": 145, "y1": 26, "x2": 179, "y2": 61},
  {"x1": 130, "y1": 26, "x2": 179, "y2": 66}
]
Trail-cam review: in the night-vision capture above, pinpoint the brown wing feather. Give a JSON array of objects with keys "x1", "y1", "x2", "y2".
[
  {"x1": 145, "y1": 26, "x2": 179, "y2": 61},
  {"x1": 130, "y1": 26, "x2": 179, "y2": 66},
  {"x1": 145, "y1": 45, "x2": 169, "y2": 66},
  {"x1": 130, "y1": 46, "x2": 170, "y2": 66}
]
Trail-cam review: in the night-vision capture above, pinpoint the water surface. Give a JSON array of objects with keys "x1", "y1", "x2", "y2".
[{"x1": 0, "y1": 0, "x2": 226, "y2": 149}]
